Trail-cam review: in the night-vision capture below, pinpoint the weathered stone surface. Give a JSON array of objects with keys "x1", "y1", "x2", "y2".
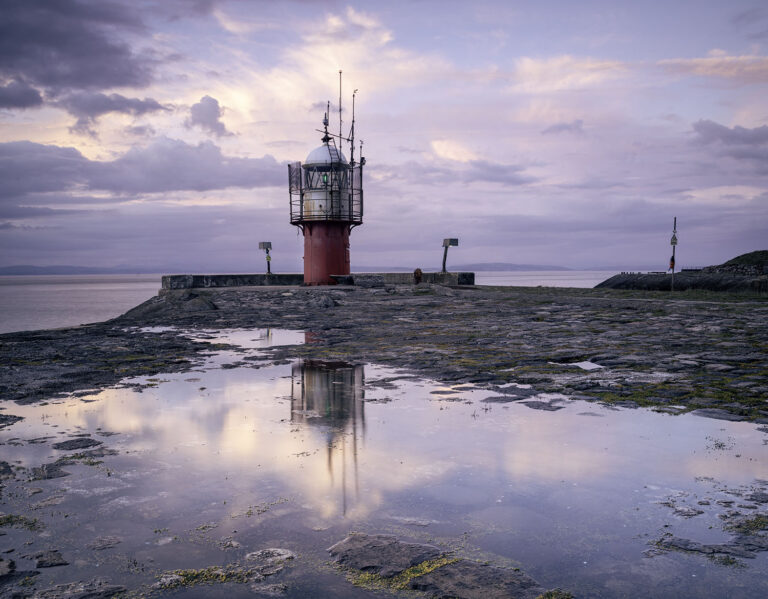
[
  {"x1": 31, "y1": 463, "x2": 70, "y2": 480},
  {"x1": 0, "y1": 558, "x2": 15, "y2": 579},
  {"x1": 690, "y1": 408, "x2": 748, "y2": 422},
  {"x1": 33, "y1": 579, "x2": 126, "y2": 599},
  {"x1": 87, "y1": 536, "x2": 122, "y2": 550},
  {"x1": 2, "y1": 285, "x2": 767, "y2": 421},
  {"x1": 0, "y1": 461, "x2": 14, "y2": 479},
  {"x1": 521, "y1": 400, "x2": 564, "y2": 411},
  {"x1": 407, "y1": 559, "x2": 543, "y2": 599},
  {"x1": 52, "y1": 438, "x2": 102, "y2": 451},
  {"x1": 250, "y1": 582, "x2": 287, "y2": 596},
  {"x1": 33, "y1": 550, "x2": 68, "y2": 568},
  {"x1": 657, "y1": 535, "x2": 762, "y2": 559},
  {"x1": 0, "y1": 414, "x2": 22, "y2": 430},
  {"x1": 328, "y1": 533, "x2": 441, "y2": 578},
  {"x1": 328, "y1": 533, "x2": 547, "y2": 599},
  {"x1": 747, "y1": 491, "x2": 768, "y2": 504}
]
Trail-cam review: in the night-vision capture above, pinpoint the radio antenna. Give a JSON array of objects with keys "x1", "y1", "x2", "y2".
[
  {"x1": 338, "y1": 70, "x2": 343, "y2": 145},
  {"x1": 350, "y1": 89, "x2": 357, "y2": 164}
]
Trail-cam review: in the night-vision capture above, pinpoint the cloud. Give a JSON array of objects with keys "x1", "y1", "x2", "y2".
[
  {"x1": 659, "y1": 52, "x2": 768, "y2": 83},
  {"x1": 0, "y1": 79, "x2": 43, "y2": 109},
  {"x1": 693, "y1": 119, "x2": 768, "y2": 145},
  {"x1": 430, "y1": 140, "x2": 478, "y2": 162},
  {"x1": 89, "y1": 138, "x2": 279, "y2": 193},
  {"x1": 185, "y1": 95, "x2": 233, "y2": 137},
  {"x1": 512, "y1": 55, "x2": 627, "y2": 93},
  {"x1": 55, "y1": 92, "x2": 168, "y2": 135},
  {"x1": 541, "y1": 119, "x2": 584, "y2": 135},
  {"x1": 380, "y1": 159, "x2": 533, "y2": 187},
  {"x1": 0, "y1": 138, "x2": 284, "y2": 207},
  {"x1": 692, "y1": 119, "x2": 768, "y2": 173},
  {"x1": 0, "y1": 142, "x2": 88, "y2": 199},
  {"x1": 731, "y1": 7, "x2": 768, "y2": 40},
  {"x1": 124, "y1": 124, "x2": 156, "y2": 137},
  {"x1": 0, "y1": 0, "x2": 153, "y2": 92}
]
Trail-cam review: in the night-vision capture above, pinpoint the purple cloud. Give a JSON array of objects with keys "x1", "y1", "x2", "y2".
[{"x1": 185, "y1": 95, "x2": 233, "y2": 137}]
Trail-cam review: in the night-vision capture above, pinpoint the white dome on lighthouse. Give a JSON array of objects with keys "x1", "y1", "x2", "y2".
[{"x1": 304, "y1": 143, "x2": 348, "y2": 167}]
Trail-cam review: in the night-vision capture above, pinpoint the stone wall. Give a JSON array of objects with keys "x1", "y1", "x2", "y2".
[{"x1": 161, "y1": 272, "x2": 475, "y2": 290}]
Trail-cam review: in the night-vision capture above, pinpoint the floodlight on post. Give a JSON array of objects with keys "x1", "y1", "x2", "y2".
[
  {"x1": 259, "y1": 241, "x2": 272, "y2": 275},
  {"x1": 442, "y1": 238, "x2": 459, "y2": 273}
]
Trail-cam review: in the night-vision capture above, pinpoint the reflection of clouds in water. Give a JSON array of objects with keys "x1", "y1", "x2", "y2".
[
  {"x1": 27, "y1": 362, "x2": 457, "y2": 521},
  {"x1": 9, "y1": 361, "x2": 768, "y2": 528},
  {"x1": 500, "y1": 407, "x2": 768, "y2": 485}
]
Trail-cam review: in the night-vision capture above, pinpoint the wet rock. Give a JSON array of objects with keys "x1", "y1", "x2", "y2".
[
  {"x1": 250, "y1": 582, "x2": 287, "y2": 596},
  {"x1": 86, "y1": 536, "x2": 121, "y2": 550},
  {"x1": 0, "y1": 461, "x2": 14, "y2": 480},
  {"x1": 33, "y1": 550, "x2": 68, "y2": 568},
  {"x1": 328, "y1": 533, "x2": 441, "y2": 578},
  {"x1": 690, "y1": 408, "x2": 748, "y2": 422},
  {"x1": 673, "y1": 506, "x2": 704, "y2": 518},
  {"x1": 34, "y1": 578, "x2": 126, "y2": 598},
  {"x1": 31, "y1": 463, "x2": 70, "y2": 480},
  {"x1": 52, "y1": 438, "x2": 102, "y2": 451},
  {"x1": 245, "y1": 548, "x2": 296, "y2": 578},
  {"x1": 407, "y1": 559, "x2": 543, "y2": 599},
  {"x1": 657, "y1": 535, "x2": 759, "y2": 559},
  {"x1": 747, "y1": 491, "x2": 768, "y2": 504},
  {"x1": 481, "y1": 396, "x2": 521, "y2": 404},
  {"x1": 0, "y1": 414, "x2": 23, "y2": 431},
  {"x1": 0, "y1": 557, "x2": 14, "y2": 579},
  {"x1": 329, "y1": 533, "x2": 547, "y2": 599},
  {"x1": 245, "y1": 548, "x2": 295, "y2": 563},
  {"x1": 152, "y1": 574, "x2": 183, "y2": 589},
  {"x1": 521, "y1": 401, "x2": 564, "y2": 412}
]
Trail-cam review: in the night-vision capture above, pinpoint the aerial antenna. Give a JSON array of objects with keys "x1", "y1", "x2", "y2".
[
  {"x1": 322, "y1": 101, "x2": 330, "y2": 142},
  {"x1": 350, "y1": 89, "x2": 357, "y2": 164},
  {"x1": 338, "y1": 70, "x2": 343, "y2": 145}
]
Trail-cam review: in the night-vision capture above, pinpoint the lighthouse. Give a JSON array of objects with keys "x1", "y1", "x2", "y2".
[{"x1": 288, "y1": 93, "x2": 364, "y2": 285}]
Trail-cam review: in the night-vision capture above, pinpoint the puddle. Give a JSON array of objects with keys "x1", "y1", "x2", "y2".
[
  {"x1": 1, "y1": 332, "x2": 767, "y2": 597},
  {"x1": 134, "y1": 326, "x2": 306, "y2": 351}
]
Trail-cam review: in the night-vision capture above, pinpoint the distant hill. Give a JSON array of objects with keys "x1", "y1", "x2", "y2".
[
  {"x1": 722, "y1": 250, "x2": 768, "y2": 268},
  {"x1": 451, "y1": 262, "x2": 570, "y2": 271},
  {"x1": 354, "y1": 263, "x2": 571, "y2": 272}
]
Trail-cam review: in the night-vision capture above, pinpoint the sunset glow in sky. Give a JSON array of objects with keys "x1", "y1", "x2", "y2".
[{"x1": 1, "y1": 0, "x2": 767, "y2": 271}]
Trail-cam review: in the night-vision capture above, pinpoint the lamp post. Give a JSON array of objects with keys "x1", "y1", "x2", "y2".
[
  {"x1": 442, "y1": 238, "x2": 458, "y2": 273},
  {"x1": 259, "y1": 241, "x2": 272, "y2": 275}
]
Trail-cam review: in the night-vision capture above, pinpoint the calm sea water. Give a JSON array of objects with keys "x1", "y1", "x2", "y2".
[
  {"x1": 0, "y1": 271, "x2": 618, "y2": 334},
  {"x1": 0, "y1": 274, "x2": 162, "y2": 334}
]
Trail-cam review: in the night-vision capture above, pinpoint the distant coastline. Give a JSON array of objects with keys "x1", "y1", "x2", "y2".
[{"x1": 1, "y1": 262, "x2": 652, "y2": 276}]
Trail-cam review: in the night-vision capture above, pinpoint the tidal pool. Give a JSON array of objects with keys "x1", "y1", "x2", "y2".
[{"x1": 1, "y1": 329, "x2": 766, "y2": 598}]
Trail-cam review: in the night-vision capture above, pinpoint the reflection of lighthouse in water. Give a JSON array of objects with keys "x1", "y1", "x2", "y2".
[{"x1": 290, "y1": 360, "x2": 365, "y2": 516}]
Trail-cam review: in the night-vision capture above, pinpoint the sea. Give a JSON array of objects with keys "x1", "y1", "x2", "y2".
[{"x1": 0, "y1": 271, "x2": 618, "y2": 334}]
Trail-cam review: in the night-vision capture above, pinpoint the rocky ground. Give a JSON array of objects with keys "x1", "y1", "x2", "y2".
[
  {"x1": 1, "y1": 283, "x2": 767, "y2": 598},
  {"x1": 1, "y1": 283, "x2": 767, "y2": 419}
]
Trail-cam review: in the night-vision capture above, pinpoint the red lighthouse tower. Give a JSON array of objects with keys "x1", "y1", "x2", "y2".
[{"x1": 288, "y1": 100, "x2": 364, "y2": 285}]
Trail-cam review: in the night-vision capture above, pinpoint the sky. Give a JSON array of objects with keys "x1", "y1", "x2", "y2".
[{"x1": 1, "y1": 0, "x2": 767, "y2": 272}]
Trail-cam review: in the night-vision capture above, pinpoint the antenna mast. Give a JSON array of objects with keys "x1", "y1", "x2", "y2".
[
  {"x1": 338, "y1": 70, "x2": 343, "y2": 144},
  {"x1": 350, "y1": 89, "x2": 357, "y2": 164}
]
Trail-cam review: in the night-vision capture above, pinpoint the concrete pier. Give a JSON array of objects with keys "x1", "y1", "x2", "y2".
[{"x1": 161, "y1": 272, "x2": 475, "y2": 290}]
